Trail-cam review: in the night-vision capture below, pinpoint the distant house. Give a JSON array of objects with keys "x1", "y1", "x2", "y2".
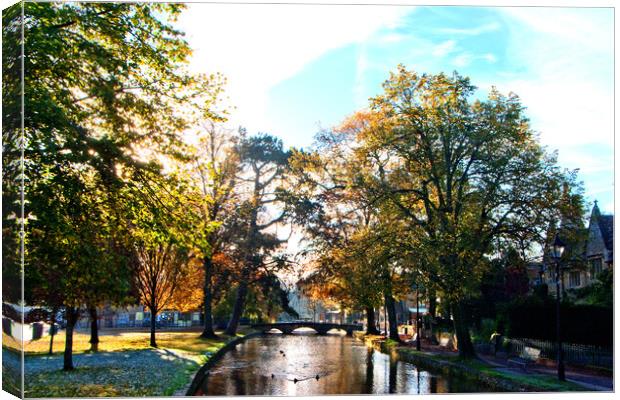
[
  {"x1": 541, "y1": 201, "x2": 613, "y2": 293},
  {"x1": 278, "y1": 289, "x2": 334, "y2": 322},
  {"x1": 584, "y1": 201, "x2": 614, "y2": 279}
]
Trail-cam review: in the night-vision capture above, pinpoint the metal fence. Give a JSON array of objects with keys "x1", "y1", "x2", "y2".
[{"x1": 504, "y1": 337, "x2": 613, "y2": 369}]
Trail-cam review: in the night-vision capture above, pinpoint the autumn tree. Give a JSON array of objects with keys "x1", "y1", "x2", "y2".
[
  {"x1": 354, "y1": 66, "x2": 577, "y2": 358},
  {"x1": 287, "y1": 116, "x2": 406, "y2": 339},
  {"x1": 134, "y1": 239, "x2": 190, "y2": 348},
  {"x1": 167, "y1": 257, "x2": 204, "y2": 313}
]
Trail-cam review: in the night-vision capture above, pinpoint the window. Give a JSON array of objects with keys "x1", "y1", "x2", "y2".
[
  {"x1": 569, "y1": 271, "x2": 581, "y2": 288},
  {"x1": 590, "y1": 258, "x2": 603, "y2": 276}
]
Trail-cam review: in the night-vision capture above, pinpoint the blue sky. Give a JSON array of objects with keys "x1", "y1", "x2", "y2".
[{"x1": 179, "y1": 4, "x2": 614, "y2": 214}]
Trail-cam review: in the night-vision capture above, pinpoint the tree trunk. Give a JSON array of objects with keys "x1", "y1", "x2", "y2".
[
  {"x1": 201, "y1": 256, "x2": 218, "y2": 338},
  {"x1": 48, "y1": 309, "x2": 57, "y2": 355},
  {"x1": 428, "y1": 290, "x2": 439, "y2": 344},
  {"x1": 384, "y1": 294, "x2": 400, "y2": 342},
  {"x1": 428, "y1": 290, "x2": 437, "y2": 317},
  {"x1": 88, "y1": 307, "x2": 99, "y2": 352},
  {"x1": 225, "y1": 281, "x2": 248, "y2": 336},
  {"x1": 49, "y1": 322, "x2": 55, "y2": 355},
  {"x1": 365, "y1": 306, "x2": 380, "y2": 335},
  {"x1": 149, "y1": 307, "x2": 158, "y2": 347},
  {"x1": 452, "y1": 301, "x2": 476, "y2": 358},
  {"x1": 63, "y1": 307, "x2": 79, "y2": 371}
]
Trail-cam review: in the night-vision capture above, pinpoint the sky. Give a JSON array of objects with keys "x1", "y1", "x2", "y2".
[{"x1": 177, "y1": 3, "x2": 614, "y2": 215}]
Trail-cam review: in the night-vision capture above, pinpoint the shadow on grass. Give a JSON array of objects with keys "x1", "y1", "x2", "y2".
[{"x1": 24, "y1": 347, "x2": 204, "y2": 397}]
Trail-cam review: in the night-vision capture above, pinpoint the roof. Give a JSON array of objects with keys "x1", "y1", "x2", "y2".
[{"x1": 598, "y1": 215, "x2": 614, "y2": 252}]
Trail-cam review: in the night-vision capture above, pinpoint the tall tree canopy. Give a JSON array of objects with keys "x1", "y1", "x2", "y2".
[
  {"x1": 352, "y1": 66, "x2": 577, "y2": 357},
  {"x1": 224, "y1": 133, "x2": 293, "y2": 335},
  {"x1": 3, "y1": 2, "x2": 224, "y2": 370},
  {"x1": 288, "y1": 66, "x2": 582, "y2": 358}
]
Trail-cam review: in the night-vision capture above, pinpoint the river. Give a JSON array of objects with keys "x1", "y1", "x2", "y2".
[{"x1": 192, "y1": 332, "x2": 494, "y2": 395}]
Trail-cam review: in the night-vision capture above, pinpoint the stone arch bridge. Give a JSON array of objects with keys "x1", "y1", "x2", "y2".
[{"x1": 252, "y1": 321, "x2": 363, "y2": 336}]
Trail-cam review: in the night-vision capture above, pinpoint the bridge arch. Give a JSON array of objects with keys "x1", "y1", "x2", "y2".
[{"x1": 251, "y1": 322, "x2": 363, "y2": 336}]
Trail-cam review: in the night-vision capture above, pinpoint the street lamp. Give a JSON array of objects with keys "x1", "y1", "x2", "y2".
[{"x1": 551, "y1": 233, "x2": 566, "y2": 381}]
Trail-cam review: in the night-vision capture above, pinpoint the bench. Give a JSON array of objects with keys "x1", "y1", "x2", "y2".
[{"x1": 507, "y1": 346, "x2": 541, "y2": 371}]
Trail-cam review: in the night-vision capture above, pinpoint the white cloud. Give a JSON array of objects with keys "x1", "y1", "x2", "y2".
[
  {"x1": 432, "y1": 40, "x2": 456, "y2": 57},
  {"x1": 555, "y1": 146, "x2": 613, "y2": 175},
  {"x1": 377, "y1": 33, "x2": 409, "y2": 44},
  {"x1": 502, "y1": 8, "x2": 611, "y2": 53},
  {"x1": 475, "y1": 8, "x2": 613, "y2": 208},
  {"x1": 437, "y1": 21, "x2": 500, "y2": 36},
  {"x1": 178, "y1": 4, "x2": 412, "y2": 136},
  {"x1": 481, "y1": 79, "x2": 613, "y2": 148},
  {"x1": 482, "y1": 53, "x2": 496, "y2": 63},
  {"x1": 490, "y1": 8, "x2": 613, "y2": 148},
  {"x1": 453, "y1": 53, "x2": 472, "y2": 67},
  {"x1": 452, "y1": 51, "x2": 497, "y2": 67}
]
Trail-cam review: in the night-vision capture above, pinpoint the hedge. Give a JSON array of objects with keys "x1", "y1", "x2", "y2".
[{"x1": 499, "y1": 301, "x2": 612, "y2": 348}]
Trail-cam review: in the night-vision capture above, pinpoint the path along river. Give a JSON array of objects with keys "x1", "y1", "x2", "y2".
[{"x1": 192, "y1": 331, "x2": 495, "y2": 395}]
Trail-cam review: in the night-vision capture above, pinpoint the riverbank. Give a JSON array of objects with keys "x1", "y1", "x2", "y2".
[
  {"x1": 183, "y1": 331, "x2": 264, "y2": 395},
  {"x1": 356, "y1": 334, "x2": 594, "y2": 392},
  {"x1": 3, "y1": 328, "x2": 256, "y2": 397}
]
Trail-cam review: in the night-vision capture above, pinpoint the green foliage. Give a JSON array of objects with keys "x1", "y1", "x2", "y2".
[
  {"x1": 213, "y1": 287, "x2": 237, "y2": 322},
  {"x1": 288, "y1": 65, "x2": 585, "y2": 358},
  {"x1": 472, "y1": 318, "x2": 498, "y2": 344},
  {"x1": 1, "y1": 1, "x2": 225, "y2": 368},
  {"x1": 570, "y1": 269, "x2": 613, "y2": 307},
  {"x1": 362, "y1": 66, "x2": 572, "y2": 305},
  {"x1": 2, "y1": 3, "x2": 25, "y2": 304},
  {"x1": 7, "y1": 0, "x2": 224, "y2": 309}
]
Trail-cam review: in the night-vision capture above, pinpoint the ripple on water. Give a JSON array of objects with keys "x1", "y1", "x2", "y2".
[{"x1": 196, "y1": 334, "x2": 495, "y2": 396}]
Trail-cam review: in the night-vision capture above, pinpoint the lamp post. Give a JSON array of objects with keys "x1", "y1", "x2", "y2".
[{"x1": 551, "y1": 233, "x2": 566, "y2": 381}]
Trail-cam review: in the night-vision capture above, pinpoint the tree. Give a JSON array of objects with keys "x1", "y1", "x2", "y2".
[
  {"x1": 224, "y1": 134, "x2": 292, "y2": 336},
  {"x1": 351, "y1": 66, "x2": 576, "y2": 358},
  {"x1": 7, "y1": 2, "x2": 224, "y2": 369},
  {"x1": 184, "y1": 122, "x2": 240, "y2": 338},
  {"x1": 134, "y1": 240, "x2": 189, "y2": 348},
  {"x1": 2, "y1": 3, "x2": 26, "y2": 311},
  {"x1": 27, "y1": 174, "x2": 130, "y2": 369},
  {"x1": 167, "y1": 256, "x2": 204, "y2": 313},
  {"x1": 287, "y1": 117, "x2": 407, "y2": 339}
]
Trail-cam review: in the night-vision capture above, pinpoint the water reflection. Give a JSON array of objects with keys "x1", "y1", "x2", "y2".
[{"x1": 193, "y1": 333, "x2": 492, "y2": 396}]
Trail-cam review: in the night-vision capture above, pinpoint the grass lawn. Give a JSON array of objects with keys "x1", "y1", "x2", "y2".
[
  {"x1": 5, "y1": 327, "x2": 251, "y2": 356},
  {"x1": 3, "y1": 327, "x2": 255, "y2": 397}
]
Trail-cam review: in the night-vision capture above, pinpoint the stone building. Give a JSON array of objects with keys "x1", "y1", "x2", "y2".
[
  {"x1": 584, "y1": 201, "x2": 614, "y2": 279},
  {"x1": 541, "y1": 201, "x2": 613, "y2": 292}
]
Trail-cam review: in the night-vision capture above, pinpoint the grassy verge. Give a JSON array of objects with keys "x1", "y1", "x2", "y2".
[
  {"x1": 398, "y1": 349, "x2": 587, "y2": 392},
  {"x1": 3, "y1": 327, "x2": 255, "y2": 397}
]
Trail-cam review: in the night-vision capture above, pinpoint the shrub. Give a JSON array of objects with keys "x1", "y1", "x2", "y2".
[{"x1": 499, "y1": 296, "x2": 612, "y2": 347}]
